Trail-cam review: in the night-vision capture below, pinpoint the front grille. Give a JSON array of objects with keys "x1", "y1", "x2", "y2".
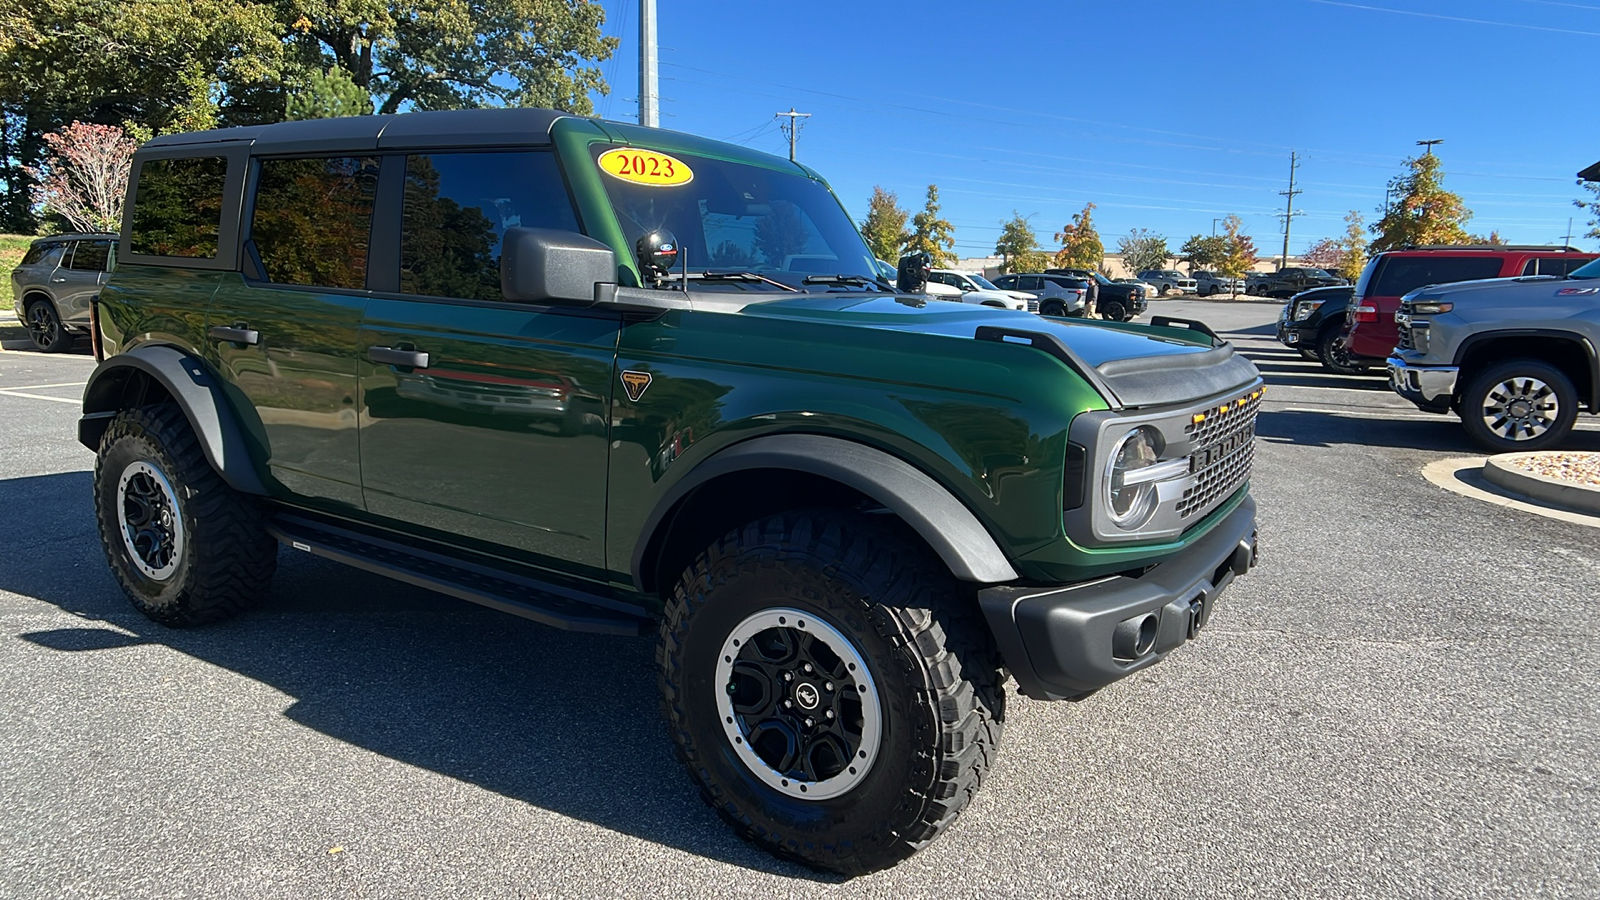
[
  {"x1": 1027, "y1": 297, "x2": 1039, "y2": 313},
  {"x1": 1396, "y1": 327, "x2": 1415, "y2": 351},
  {"x1": 1178, "y1": 390, "x2": 1260, "y2": 519}
]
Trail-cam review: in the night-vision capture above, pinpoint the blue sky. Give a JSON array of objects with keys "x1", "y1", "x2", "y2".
[{"x1": 588, "y1": 0, "x2": 1599, "y2": 261}]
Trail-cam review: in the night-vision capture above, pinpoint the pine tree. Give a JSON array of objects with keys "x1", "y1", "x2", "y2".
[
  {"x1": 1370, "y1": 153, "x2": 1473, "y2": 252},
  {"x1": 859, "y1": 186, "x2": 909, "y2": 263},
  {"x1": 287, "y1": 67, "x2": 375, "y2": 120},
  {"x1": 904, "y1": 185, "x2": 957, "y2": 266}
]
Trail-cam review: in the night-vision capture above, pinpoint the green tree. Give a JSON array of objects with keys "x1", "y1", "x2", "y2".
[
  {"x1": 1370, "y1": 153, "x2": 1473, "y2": 252},
  {"x1": 1179, "y1": 233, "x2": 1226, "y2": 271},
  {"x1": 995, "y1": 212, "x2": 1050, "y2": 273},
  {"x1": 1052, "y1": 202, "x2": 1102, "y2": 270},
  {"x1": 1217, "y1": 214, "x2": 1258, "y2": 289},
  {"x1": 1116, "y1": 227, "x2": 1169, "y2": 275},
  {"x1": 859, "y1": 186, "x2": 908, "y2": 263},
  {"x1": 286, "y1": 67, "x2": 375, "y2": 120},
  {"x1": 904, "y1": 184, "x2": 956, "y2": 266},
  {"x1": 1337, "y1": 210, "x2": 1368, "y2": 282},
  {"x1": 1576, "y1": 179, "x2": 1600, "y2": 244}
]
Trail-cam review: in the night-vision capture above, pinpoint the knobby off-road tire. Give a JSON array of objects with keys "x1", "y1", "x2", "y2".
[
  {"x1": 657, "y1": 511, "x2": 1005, "y2": 875},
  {"x1": 1459, "y1": 359, "x2": 1578, "y2": 453},
  {"x1": 94, "y1": 405, "x2": 277, "y2": 627}
]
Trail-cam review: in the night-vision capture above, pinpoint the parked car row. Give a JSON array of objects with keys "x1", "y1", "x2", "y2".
[{"x1": 1275, "y1": 243, "x2": 1600, "y2": 450}]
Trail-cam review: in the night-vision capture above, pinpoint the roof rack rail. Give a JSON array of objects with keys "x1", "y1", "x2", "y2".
[{"x1": 1407, "y1": 244, "x2": 1581, "y2": 252}]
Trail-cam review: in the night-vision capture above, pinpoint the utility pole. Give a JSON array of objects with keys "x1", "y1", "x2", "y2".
[
  {"x1": 1416, "y1": 139, "x2": 1443, "y2": 157},
  {"x1": 775, "y1": 108, "x2": 811, "y2": 162},
  {"x1": 1212, "y1": 217, "x2": 1221, "y2": 237},
  {"x1": 638, "y1": 0, "x2": 658, "y2": 127},
  {"x1": 1564, "y1": 217, "x2": 1575, "y2": 247},
  {"x1": 1278, "y1": 150, "x2": 1303, "y2": 269}
]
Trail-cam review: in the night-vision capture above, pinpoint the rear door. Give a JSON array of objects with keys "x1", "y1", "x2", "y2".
[
  {"x1": 357, "y1": 149, "x2": 618, "y2": 577},
  {"x1": 205, "y1": 154, "x2": 380, "y2": 509},
  {"x1": 55, "y1": 238, "x2": 112, "y2": 326}
]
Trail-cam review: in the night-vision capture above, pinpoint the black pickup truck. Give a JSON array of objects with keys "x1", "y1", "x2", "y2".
[{"x1": 1045, "y1": 268, "x2": 1148, "y2": 321}]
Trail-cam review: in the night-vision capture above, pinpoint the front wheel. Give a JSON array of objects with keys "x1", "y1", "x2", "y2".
[
  {"x1": 1158, "y1": 284, "x2": 1171, "y2": 296},
  {"x1": 1040, "y1": 299, "x2": 1067, "y2": 317},
  {"x1": 1101, "y1": 299, "x2": 1128, "y2": 321},
  {"x1": 658, "y1": 511, "x2": 1004, "y2": 875},
  {"x1": 1318, "y1": 328, "x2": 1368, "y2": 376},
  {"x1": 1459, "y1": 360, "x2": 1578, "y2": 452}
]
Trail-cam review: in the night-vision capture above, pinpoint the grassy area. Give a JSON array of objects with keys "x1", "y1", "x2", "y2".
[{"x1": 1, "y1": 233, "x2": 36, "y2": 314}]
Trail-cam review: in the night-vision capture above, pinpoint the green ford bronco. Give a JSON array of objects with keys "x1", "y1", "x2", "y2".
[{"x1": 80, "y1": 108, "x2": 1261, "y2": 874}]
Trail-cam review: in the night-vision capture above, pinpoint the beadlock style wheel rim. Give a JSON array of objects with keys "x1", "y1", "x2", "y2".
[
  {"x1": 1481, "y1": 376, "x2": 1559, "y2": 441},
  {"x1": 715, "y1": 608, "x2": 882, "y2": 800},
  {"x1": 116, "y1": 460, "x2": 185, "y2": 581}
]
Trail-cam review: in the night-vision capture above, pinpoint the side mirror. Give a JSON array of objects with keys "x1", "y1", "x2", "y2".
[
  {"x1": 501, "y1": 227, "x2": 617, "y2": 306},
  {"x1": 896, "y1": 252, "x2": 931, "y2": 293}
]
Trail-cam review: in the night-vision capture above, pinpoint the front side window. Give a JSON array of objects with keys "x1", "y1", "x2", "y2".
[
  {"x1": 66, "y1": 239, "x2": 111, "y2": 272},
  {"x1": 130, "y1": 156, "x2": 229, "y2": 258},
  {"x1": 250, "y1": 156, "x2": 379, "y2": 290},
  {"x1": 1018, "y1": 275, "x2": 1043, "y2": 290},
  {"x1": 401, "y1": 151, "x2": 579, "y2": 301}
]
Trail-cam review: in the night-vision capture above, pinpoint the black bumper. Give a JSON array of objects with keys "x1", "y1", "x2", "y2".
[{"x1": 978, "y1": 495, "x2": 1258, "y2": 701}]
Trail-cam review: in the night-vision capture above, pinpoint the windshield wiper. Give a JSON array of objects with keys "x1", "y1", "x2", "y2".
[
  {"x1": 664, "y1": 271, "x2": 799, "y2": 292},
  {"x1": 802, "y1": 274, "x2": 886, "y2": 289}
]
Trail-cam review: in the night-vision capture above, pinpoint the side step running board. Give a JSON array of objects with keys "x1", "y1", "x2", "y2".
[{"x1": 267, "y1": 515, "x2": 652, "y2": 636}]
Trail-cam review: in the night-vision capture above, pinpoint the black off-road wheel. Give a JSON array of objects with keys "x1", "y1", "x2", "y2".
[
  {"x1": 657, "y1": 511, "x2": 1005, "y2": 875},
  {"x1": 25, "y1": 299, "x2": 74, "y2": 353},
  {"x1": 1318, "y1": 328, "x2": 1368, "y2": 376},
  {"x1": 1459, "y1": 359, "x2": 1578, "y2": 453},
  {"x1": 94, "y1": 405, "x2": 278, "y2": 627},
  {"x1": 1101, "y1": 299, "x2": 1128, "y2": 322}
]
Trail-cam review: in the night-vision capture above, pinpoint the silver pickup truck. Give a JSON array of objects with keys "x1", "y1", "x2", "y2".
[{"x1": 1387, "y1": 256, "x2": 1600, "y2": 451}]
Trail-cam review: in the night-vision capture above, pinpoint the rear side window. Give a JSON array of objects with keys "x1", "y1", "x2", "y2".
[
  {"x1": 1522, "y1": 257, "x2": 1591, "y2": 277},
  {"x1": 20, "y1": 244, "x2": 49, "y2": 266},
  {"x1": 130, "y1": 156, "x2": 229, "y2": 258},
  {"x1": 250, "y1": 156, "x2": 379, "y2": 290},
  {"x1": 400, "y1": 151, "x2": 579, "y2": 301},
  {"x1": 1371, "y1": 256, "x2": 1504, "y2": 297},
  {"x1": 66, "y1": 240, "x2": 111, "y2": 271}
]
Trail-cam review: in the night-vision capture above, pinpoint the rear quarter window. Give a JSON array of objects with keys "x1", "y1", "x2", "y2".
[
  {"x1": 1522, "y1": 257, "x2": 1593, "y2": 277},
  {"x1": 130, "y1": 156, "x2": 230, "y2": 258},
  {"x1": 19, "y1": 245, "x2": 49, "y2": 266},
  {"x1": 1370, "y1": 256, "x2": 1505, "y2": 297}
]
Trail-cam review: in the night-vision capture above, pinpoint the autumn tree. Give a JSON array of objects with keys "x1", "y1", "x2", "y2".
[
  {"x1": 1301, "y1": 237, "x2": 1343, "y2": 271},
  {"x1": 859, "y1": 186, "x2": 908, "y2": 263},
  {"x1": 26, "y1": 121, "x2": 138, "y2": 233},
  {"x1": 1180, "y1": 234, "x2": 1226, "y2": 271},
  {"x1": 995, "y1": 212, "x2": 1050, "y2": 273},
  {"x1": 904, "y1": 184, "x2": 957, "y2": 266},
  {"x1": 1370, "y1": 153, "x2": 1473, "y2": 252},
  {"x1": 1053, "y1": 202, "x2": 1103, "y2": 270},
  {"x1": 1216, "y1": 215, "x2": 1258, "y2": 289},
  {"x1": 1117, "y1": 228, "x2": 1169, "y2": 275},
  {"x1": 1576, "y1": 179, "x2": 1600, "y2": 243},
  {"x1": 1337, "y1": 210, "x2": 1368, "y2": 282}
]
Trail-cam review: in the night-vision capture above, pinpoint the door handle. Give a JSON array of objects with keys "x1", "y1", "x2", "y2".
[
  {"x1": 208, "y1": 325, "x2": 260, "y2": 346},
  {"x1": 368, "y1": 346, "x2": 430, "y2": 369},
  {"x1": 51, "y1": 277, "x2": 67, "y2": 283}
]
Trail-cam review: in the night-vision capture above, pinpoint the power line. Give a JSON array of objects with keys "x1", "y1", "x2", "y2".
[{"x1": 774, "y1": 108, "x2": 810, "y2": 162}]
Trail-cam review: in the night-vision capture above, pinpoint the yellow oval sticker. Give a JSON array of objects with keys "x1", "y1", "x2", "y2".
[{"x1": 598, "y1": 148, "x2": 694, "y2": 187}]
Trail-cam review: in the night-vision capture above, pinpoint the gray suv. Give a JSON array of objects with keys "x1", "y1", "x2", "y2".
[
  {"x1": 10, "y1": 233, "x2": 115, "y2": 352},
  {"x1": 1388, "y1": 256, "x2": 1600, "y2": 451},
  {"x1": 990, "y1": 272, "x2": 1088, "y2": 316}
]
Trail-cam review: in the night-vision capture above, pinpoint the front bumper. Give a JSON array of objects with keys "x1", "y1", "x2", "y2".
[
  {"x1": 978, "y1": 495, "x2": 1257, "y2": 701},
  {"x1": 1387, "y1": 357, "x2": 1457, "y2": 413}
]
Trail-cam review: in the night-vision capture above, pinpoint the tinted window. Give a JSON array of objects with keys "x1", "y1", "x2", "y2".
[
  {"x1": 20, "y1": 244, "x2": 48, "y2": 266},
  {"x1": 1371, "y1": 256, "x2": 1505, "y2": 297},
  {"x1": 66, "y1": 239, "x2": 111, "y2": 271},
  {"x1": 401, "y1": 151, "x2": 578, "y2": 301},
  {"x1": 250, "y1": 156, "x2": 378, "y2": 290},
  {"x1": 1018, "y1": 275, "x2": 1042, "y2": 290},
  {"x1": 1522, "y1": 257, "x2": 1590, "y2": 277},
  {"x1": 130, "y1": 156, "x2": 229, "y2": 258},
  {"x1": 993, "y1": 275, "x2": 1015, "y2": 288}
]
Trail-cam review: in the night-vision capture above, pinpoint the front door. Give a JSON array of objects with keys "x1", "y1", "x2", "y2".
[
  {"x1": 205, "y1": 154, "x2": 379, "y2": 510},
  {"x1": 356, "y1": 149, "x2": 617, "y2": 578}
]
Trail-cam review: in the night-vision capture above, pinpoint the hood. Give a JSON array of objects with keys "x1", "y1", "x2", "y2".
[
  {"x1": 1003, "y1": 289, "x2": 1036, "y2": 301},
  {"x1": 1407, "y1": 274, "x2": 1595, "y2": 305},
  {"x1": 744, "y1": 294, "x2": 1259, "y2": 408}
]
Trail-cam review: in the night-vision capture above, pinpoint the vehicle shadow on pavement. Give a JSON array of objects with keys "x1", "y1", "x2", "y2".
[
  {"x1": 1255, "y1": 409, "x2": 1600, "y2": 452},
  {"x1": 0, "y1": 471, "x2": 838, "y2": 881}
]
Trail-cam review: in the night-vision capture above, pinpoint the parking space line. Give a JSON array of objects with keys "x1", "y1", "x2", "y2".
[
  {"x1": 1280, "y1": 405, "x2": 1600, "y2": 430},
  {"x1": 0, "y1": 382, "x2": 87, "y2": 391},
  {"x1": 0, "y1": 389, "x2": 80, "y2": 404}
]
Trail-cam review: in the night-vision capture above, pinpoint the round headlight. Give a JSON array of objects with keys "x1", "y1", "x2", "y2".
[{"x1": 1105, "y1": 426, "x2": 1163, "y2": 530}]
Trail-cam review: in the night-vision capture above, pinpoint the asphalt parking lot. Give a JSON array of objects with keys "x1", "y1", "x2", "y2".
[{"x1": 1, "y1": 301, "x2": 1596, "y2": 899}]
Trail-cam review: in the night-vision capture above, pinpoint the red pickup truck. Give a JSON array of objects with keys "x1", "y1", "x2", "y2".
[{"x1": 1341, "y1": 246, "x2": 1596, "y2": 366}]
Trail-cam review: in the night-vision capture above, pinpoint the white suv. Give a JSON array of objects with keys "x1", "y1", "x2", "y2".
[{"x1": 926, "y1": 268, "x2": 1031, "y2": 311}]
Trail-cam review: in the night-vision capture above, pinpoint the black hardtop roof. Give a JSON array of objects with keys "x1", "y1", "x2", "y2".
[{"x1": 140, "y1": 107, "x2": 569, "y2": 155}]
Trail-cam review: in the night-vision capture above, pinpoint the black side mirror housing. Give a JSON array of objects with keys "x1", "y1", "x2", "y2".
[
  {"x1": 897, "y1": 252, "x2": 931, "y2": 293},
  {"x1": 501, "y1": 227, "x2": 618, "y2": 306}
]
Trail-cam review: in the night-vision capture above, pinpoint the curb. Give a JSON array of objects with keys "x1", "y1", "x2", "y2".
[
  {"x1": 1483, "y1": 453, "x2": 1600, "y2": 515},
  {"x1": 0, "y1": 338, "x2": 36, "y2": 351}
]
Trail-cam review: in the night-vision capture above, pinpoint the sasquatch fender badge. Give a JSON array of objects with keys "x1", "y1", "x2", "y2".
[{"x1": 621, "y1": 370, "x2": 653, "y2": 402}]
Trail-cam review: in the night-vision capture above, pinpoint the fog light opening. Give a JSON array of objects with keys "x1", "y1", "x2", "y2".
[{"x1": 1112, "y1": 614, "x2": 1160, "y2": 661}]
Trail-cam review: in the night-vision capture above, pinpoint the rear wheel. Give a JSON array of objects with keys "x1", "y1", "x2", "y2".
[
  {"x1": 25, "y1": 299, "x2": 73, "y2": 352},
  {"x1": 94, "y1": 405, "x2": 277, "y2": 626},
  {"x1": 1459, "y1": 360, "x2": 1577, "y2": 452},
  {"x1": 658, "y1": 511, "x2": 1004, "y2": 875}
]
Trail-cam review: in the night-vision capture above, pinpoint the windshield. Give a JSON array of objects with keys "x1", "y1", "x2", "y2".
[
  {"x1": 969, "y1": 273, "x2": 1000, "y2": 290},
  {"x1": 594, "y1": 146, "x2": 878, "y2": 291},
  {"x1": 1570, "y1": 258, "x2": 1600, "y2": 279}
]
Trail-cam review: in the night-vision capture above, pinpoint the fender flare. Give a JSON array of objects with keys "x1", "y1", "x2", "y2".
[
  {"x1": 632, "y1": 433, "x2": 1019, "y2": 588},
  {"x1": 1453, "y1": 329, "x2": 1600, "y2": 409},
  {"x1": 78, "y1": 344, "x2": 267, "y2": 495}
]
